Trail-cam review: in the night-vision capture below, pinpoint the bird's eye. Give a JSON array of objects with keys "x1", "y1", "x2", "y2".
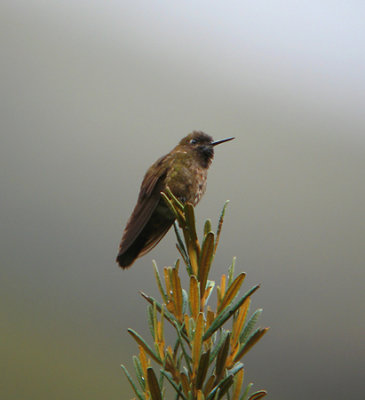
[{"x1": 190, "y1": 139, "x2": 197, "y2": 145}]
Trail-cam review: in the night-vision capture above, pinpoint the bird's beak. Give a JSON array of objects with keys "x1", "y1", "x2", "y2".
[{"x1": 212, "y1": 137, "x2": 235, "y2": 146}]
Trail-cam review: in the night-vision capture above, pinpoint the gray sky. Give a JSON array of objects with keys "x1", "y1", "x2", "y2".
[{"x1": 1, "y1": 1, "x2": 364, "y2": 399}]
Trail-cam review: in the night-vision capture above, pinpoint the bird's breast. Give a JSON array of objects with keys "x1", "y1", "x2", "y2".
[{"x1": 165, "y1": 156, "x2": 208, "y2": 206}]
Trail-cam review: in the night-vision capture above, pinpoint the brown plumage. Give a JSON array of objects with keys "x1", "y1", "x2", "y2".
[{"x1": 116, "y1": 131, "x2": 234, "y2": 268}]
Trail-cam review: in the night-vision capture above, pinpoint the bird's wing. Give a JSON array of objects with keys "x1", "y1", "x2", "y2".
[
  {"x1": 137, "y1": 220, "x2": 173, "y2": 258},
  {"x1": 118, "y1": 155, "x2": 168, "y2": 254}
]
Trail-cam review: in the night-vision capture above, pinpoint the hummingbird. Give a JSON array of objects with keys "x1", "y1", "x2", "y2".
[{"x1": 116, "y1": 131, "x2": 234, "y2": 268}]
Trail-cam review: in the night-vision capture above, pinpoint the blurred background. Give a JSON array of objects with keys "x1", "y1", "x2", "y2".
[{"x1": 1, "y1": 1, "x2": 364, "y2": 399}]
